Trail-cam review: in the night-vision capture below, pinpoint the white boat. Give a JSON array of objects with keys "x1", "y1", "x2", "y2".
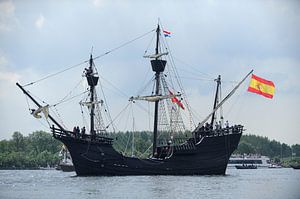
[
  {"x1": 56, "y1": 145, "x2": 74, "y2": 172},
  {"x1": 268, "y1": 164, "x2": 282, "y2": 169},
  {"x1": 228, "y1": 154, "x2": 270, "y2": 168}
]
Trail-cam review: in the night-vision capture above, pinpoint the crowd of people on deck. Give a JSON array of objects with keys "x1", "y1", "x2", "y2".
[
  {"x1": 200, "y1": 120, "x2": 230, "y2": 132},
  {"x1": 196, "y1": 120, "x2": 233, "y2": 139},
  {"x1": 72, "y1": 126, "x2": 86, "y2": 139}
]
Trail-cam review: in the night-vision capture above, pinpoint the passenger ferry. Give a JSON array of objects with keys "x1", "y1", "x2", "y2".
[{"x1": 228, "y1": 154, "x2": 270, "y2": 168}]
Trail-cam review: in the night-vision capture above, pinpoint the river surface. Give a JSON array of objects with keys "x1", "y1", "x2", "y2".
[{"x1": 0, "y1": 168, "x2": 299, "y2": 199}]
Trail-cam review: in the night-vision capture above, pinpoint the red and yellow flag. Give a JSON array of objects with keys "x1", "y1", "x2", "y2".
[{"x1": 247, "y1": 74, "x2": 275, "y2": 99}]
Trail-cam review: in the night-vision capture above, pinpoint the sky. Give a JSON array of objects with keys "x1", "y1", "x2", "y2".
[{"x1": 0, "y1": 0, "x2": 299, "y2": 145}]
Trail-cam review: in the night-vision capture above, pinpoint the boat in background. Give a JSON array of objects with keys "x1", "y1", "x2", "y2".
[
  {"x1": 290, "y1": 164, "x2": 300, "y2": 170},
  {"x1": 56, "y1": 145, "x2": 74, "y2": 172},
  {"x1": 235, "y1": 164, "x2": 257, "y2": 169},
  {"x1": 268, "y1": 164, "x2": 282, "y2": 169},
  {"x1": 228, "y1": 154, "x2": 270, "y2": 168}
]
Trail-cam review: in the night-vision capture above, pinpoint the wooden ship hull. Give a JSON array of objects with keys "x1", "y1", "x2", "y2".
[
  {"x1": 53, "y1": 127, "x2": 242, "y2": 176},
  {"x1": 291, "y1": 165, "x2": 300, "y2": 170}
]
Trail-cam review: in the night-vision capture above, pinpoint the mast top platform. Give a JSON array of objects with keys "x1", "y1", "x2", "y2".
[{"x1": 85, "y1": 54, "x2": 99, "y2": 87}]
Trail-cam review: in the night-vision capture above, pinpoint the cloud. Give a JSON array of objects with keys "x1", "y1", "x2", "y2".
[
  {"x1": 0, "y1": 54, "x2": 8, "y2": 66},
  {"x1": 0, "y1": 54, "x2": 20, "y2": 97},
  {"x1": 0, "y1": 0, "x2": 18, "y2": 31},
  {"x1": 0, "y1": 54, "x2": 20, "y2": 85},
  {"x1": 0, "y1": 53, "x2": 50, "y2": 139},
  {"x1": 35, "y1": 14, "x2": 45, "y2": 29},
  {"x1": 0, "y1": 69, "x2": 20, "y2": 85},
  {"x1": 92, "y1": 0, "x2": 106, "y2": 7}
]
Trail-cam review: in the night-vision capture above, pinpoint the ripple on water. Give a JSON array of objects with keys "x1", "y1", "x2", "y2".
[{"x1": 0, "y1": 169, "x2": 300, "y2": 199}]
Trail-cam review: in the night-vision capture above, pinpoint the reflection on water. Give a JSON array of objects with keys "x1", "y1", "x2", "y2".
[{"x1": 0, "y1": 168, "x2": 299, "y2": 199}]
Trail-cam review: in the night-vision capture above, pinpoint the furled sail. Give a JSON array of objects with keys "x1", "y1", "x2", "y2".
[
  {"x1": 79, "y1": 100, "x2": 103, "y2": 107},
  {"x1": 143, "y1": 52, "x2": 168, "y2": 59},
  {"x1": 130, "y1": 93, "x2": 180, "y2": 102},
  {"x1": 32, "y1": 105, "x2": 49, "y2": 119}
]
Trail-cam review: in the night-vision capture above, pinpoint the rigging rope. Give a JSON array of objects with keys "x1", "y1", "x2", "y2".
[
  {"x1": 22, "y1": 29, "x2": 155, "y2": 87},
  {"x1": 53, "y1": 78, "x2": 85, "y2": 107},
  {"x1": 80, "y1": 105, "x2": 88, "y2": 129},
  {"x1": 23, "y1": 60, "x2": 88, "y2": 87},
  {"x1": 24, "y1": 95, "x2": 31, "y2": 113},
  {"x1": 104, "y1": 102, "x2": 131, "y2": 130},
  {"x1": 98, "y1": 74, "x2": 129, "y2": 98},
  {"x1": 143, "y1": 31, "x2": 156, "y2": 56},
  {"x1": 225, "y1": 81, "x2": 247, "y2": 119},
  {"x1": 93, "y1": 29, "x2": 155, "y2": 60},
  {"x1": 136, "y1": 76, "x2": 155, "y2": 96},
  {"x1": 53, "y1": 91, "x2": 89, "y2": 107},
  {"x1": 36, "y1": 117, "x2": 51, "y2": 129},
  {"x1": 159, "y1": 22, "x2": 196, "y2": 130},
  {"x1": 172, "y1": 57, "x2": 214, "y2": 79},
  {"x1": 97, "y1": 76, "x2": 115, "y2": 132},
  {"x1": 26, "y1": 90, "x2": 47, "y2": 105},
  {"x1": 51, "y1": 106, "x2": 67, "y2": 129},
  {"x1": 166, "y1": 75, "x2": 214, "y2": 82}
]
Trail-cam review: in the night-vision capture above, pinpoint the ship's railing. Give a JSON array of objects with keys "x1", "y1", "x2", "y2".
[
  {"x1": 51, "y1": 126, "x2": 73, "y2": 138},
  {"x1": 193, "y1": 124, "x2": 243, "y2": 143},
  {"x1": 196, "y1": 125, "x2": 243, "y2": 136},
  {"x1": 51, "y1": 126, "x2": 113, "y2": 145},
  {"x1": 151, "y1": 125, "x2": 244, "y2": 155},
  {"x1": 211, "y1": 124, "x2": 244, "y2": 136},
  {"x1": 157, "y1": 125, "x2": 243, "y2": 149}
]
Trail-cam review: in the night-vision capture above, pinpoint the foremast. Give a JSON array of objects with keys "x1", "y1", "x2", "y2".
[
  {"x1": 86, "y1": 54, "x2": 99, "y2": 140},
  {"x1": 16, "y1": 54, "x2": 100, "y2": 139}
]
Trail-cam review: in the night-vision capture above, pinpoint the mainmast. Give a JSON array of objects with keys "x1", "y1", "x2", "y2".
[
  {"x1": 211, "y1": 75, "x2": 221, "y2": 127},
  {"x1": 151, "y1": 24, "x2": 167, "y2": 157},
  {"x1": 86, "y1": 54, "x2": 99, "y2": 139}
]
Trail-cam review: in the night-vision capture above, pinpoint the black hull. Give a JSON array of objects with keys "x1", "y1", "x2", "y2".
[
  {"x1": 60, "y1": 163, "x2": 75, "y2": 172},
  {"x1": 291, "y1": 165, "x2": 300, "y2": 170},
  {"x1": 53, "y1": 131, "x2": 242, "y2": 176}
]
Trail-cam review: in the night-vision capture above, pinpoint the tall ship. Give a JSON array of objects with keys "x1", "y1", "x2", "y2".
[{"x1": 17, "y1": 23, "x2": 252, "y2": 176}]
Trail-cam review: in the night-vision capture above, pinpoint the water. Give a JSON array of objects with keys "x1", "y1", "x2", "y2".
[{"x1": 0, "y1": 168, "x2": 299, "y2": 199}]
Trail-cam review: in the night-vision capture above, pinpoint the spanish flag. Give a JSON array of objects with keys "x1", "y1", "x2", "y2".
[{"x1": 247, "y1": 74, "x2": 275, "y2": 99}]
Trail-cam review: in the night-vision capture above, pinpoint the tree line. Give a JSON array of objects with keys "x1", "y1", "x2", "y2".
[
  {"x1": 235, "y1": 134, "x2": 300, "y2": 159},
  {"x1": 0, "y1": 131, "x2": 299, "y2": 169},
  {"x1": 0, "y1": 131, "x2": 61, "y2": 169}
]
